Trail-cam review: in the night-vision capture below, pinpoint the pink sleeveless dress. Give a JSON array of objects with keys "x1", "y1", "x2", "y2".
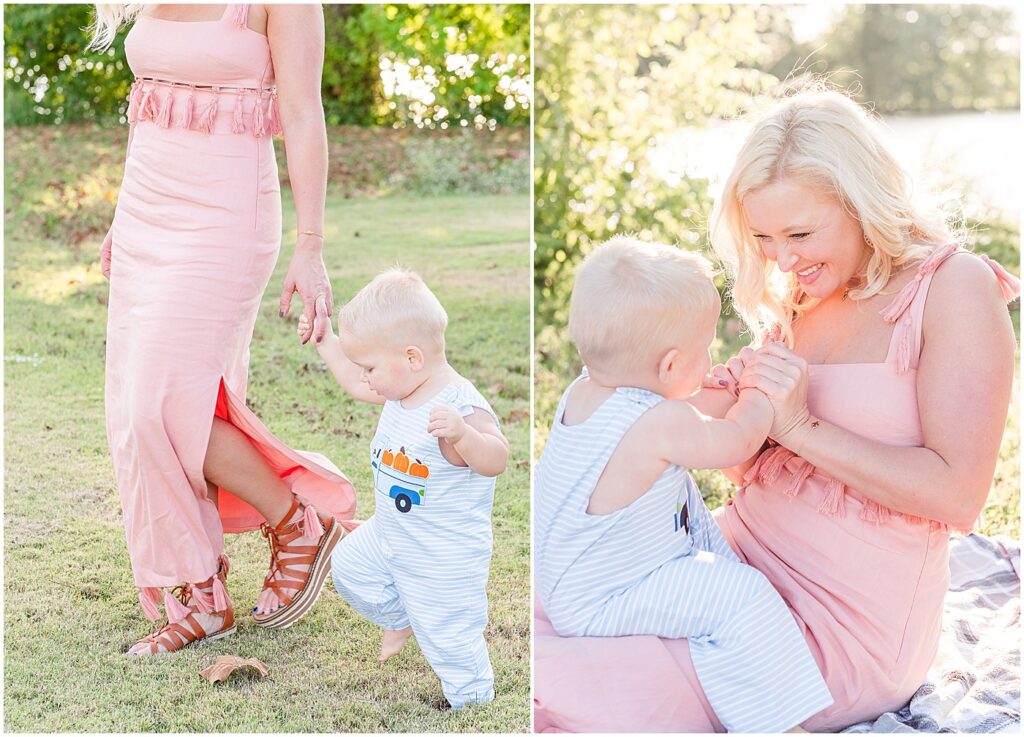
[
  {"x1": 106, "y1": 4, "x2": 356, "y2": 621},
  {"x1": 533, "y1": 246, "x2": 1020, "y2": 732}
]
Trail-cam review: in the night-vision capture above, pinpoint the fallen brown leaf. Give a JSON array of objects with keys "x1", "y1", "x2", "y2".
[{"x1": 199, "y1": 655, "x2": 269, "y2": 684}]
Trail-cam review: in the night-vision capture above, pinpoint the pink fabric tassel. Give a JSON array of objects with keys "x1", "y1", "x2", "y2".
[
  {"x1": 758, "y1": 446, "x2": 793, "y2": 487},
  {"x1": 784, "y1": 459, "x2": 814, "y2": 497},
  {"x1": 128, "y1": 82, "x2": 143, "y2": 123},
  {"x1": 163, "y1": 588, "x2": 191, "y2": 624},
  {"x1": 879, "y1": 274, "x2": 921, "y2": 323},
  {"x1": 899, "y1": 512, "x2": 930, "y2": 526},
  {"x1": 137, "y1": 86, "x2": 154, "y2": 122},
  {"x1": 198, "y1": 96, "x2": 219, "y2": 134},
  {"x1": 218, "y1": 553, "x2": 231, "y2": 578},
  {"x1": 979, "y1": 254, "x2": 1021, "y2": 302},
  {"x1": 138, "y1": 587, "x2": 161, "y2": 621},
  {"x1": 145, "y1": 87, "x2": 161, "y2": 121},
  {"x1": 232, "y1": 93, "x2": 246, "y2": 134},
  {"x1": 181, "y1": 90, "x2": 195, "y2": 129},
  {"x1": 860, "y1": 499, "x2": 890, "y2": 525},
  {"x1": 892, "y1": 318, "x2": 914, "y2": 374},
  {"x1": 267, "y1": 94, "x2": 283, "y2": 135},
  {"x1": 817, "y1": 477, "x2": 846, "y2": 518},
  {"x1": 191, "y1": 584, "x2": 214, "y2": 613},
  {"x1": 233, "y1": 3, "x2": 249, "y2": 29},
  {"x1": 742, "y1": 448, "x2": 770, "y2": 488},
  {"x1": 156, "y1": 90, "x2": 173, "y2": 128},
  {"x1": 252, "y1": 94, "x2": 265, "y2": 138},
  {"x1": 212, "y1": 576, "x2": 231, "y2": 611},
  {"x1": 302, "y1": 503, "x2": 325, "y2": 539}
]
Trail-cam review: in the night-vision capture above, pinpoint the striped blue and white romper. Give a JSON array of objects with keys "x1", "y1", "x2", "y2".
[
  {"x1": 535, "y1": 374, "x2": 833, "y2": 732},
  {"x1": 331, "y1": 380, "x2": 497, "y2": 709}
]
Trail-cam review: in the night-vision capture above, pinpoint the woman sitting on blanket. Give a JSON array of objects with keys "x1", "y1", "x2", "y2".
[{"x1": 533, "y1": 85, "x2": 1020, "y2": 732}]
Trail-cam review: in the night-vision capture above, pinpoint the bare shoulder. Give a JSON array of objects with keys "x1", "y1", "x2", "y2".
[
  {"x1": 923, "y1": 250, "x2": 1015, "y2": 349},
  {"x1": 266, "y1": 4, "x2": 320, "y2": 18},
  {"x1": 928, "y1": 250, "x2": 1004, "y2": 303}
]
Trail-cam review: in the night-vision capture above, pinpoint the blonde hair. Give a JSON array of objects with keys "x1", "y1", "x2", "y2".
[
  {"x1": 86, "y1": 4, "x2": 146, "y2": 52},
  {"x1": 569, "y1": 236, "x2": 720, "y2": 376},
  {"x1": 710, "y1": 85, "x2": 958, "y2": 346},
  {"x1": 339, "y1": 268, "x2": 448, "y2": 353}
]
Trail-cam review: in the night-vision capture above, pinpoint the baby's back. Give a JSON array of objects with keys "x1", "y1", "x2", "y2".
[{"x1": 535, "y1": 376, "x2": 700, "y2": 635}]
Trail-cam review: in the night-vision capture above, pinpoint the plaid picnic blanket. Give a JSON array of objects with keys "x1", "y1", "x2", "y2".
[{"x1": 843, "y1": 533, "x2": 1021, "y2": 733}]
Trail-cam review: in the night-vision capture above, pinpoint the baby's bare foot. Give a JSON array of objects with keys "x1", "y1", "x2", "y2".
[{"x1": 378, "y1": 626, "x2": 413, "y2": 662}]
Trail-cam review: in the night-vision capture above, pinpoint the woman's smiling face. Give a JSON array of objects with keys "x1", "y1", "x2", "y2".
[{"x1": 742, "y1": 176, "x2": 870, "y2": 300}]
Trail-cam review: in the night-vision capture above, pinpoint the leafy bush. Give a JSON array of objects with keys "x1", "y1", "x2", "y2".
[{"x1": 4, "y1": 3, "x2": 530, "y2": 129}]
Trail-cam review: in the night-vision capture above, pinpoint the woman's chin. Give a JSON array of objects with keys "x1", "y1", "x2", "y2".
[{"x1": 800, "y1": 277, "x2": 842, "y2": 301}]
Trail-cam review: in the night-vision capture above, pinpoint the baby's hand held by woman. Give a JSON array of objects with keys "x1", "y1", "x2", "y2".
[
  {"x1": 702, "y1": 346, "x2": 756, "y2": 396},
  {"x1": 427, "y1": 405, "x2": 468, "y2": 442},
  {"x1": 298, "y1": 311, "x2": 335, "y2": 349}
]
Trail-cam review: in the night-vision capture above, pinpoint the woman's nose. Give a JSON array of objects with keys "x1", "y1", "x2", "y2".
[{"x1": 775, "y1": 243, "x2": 799, "y2": 272}]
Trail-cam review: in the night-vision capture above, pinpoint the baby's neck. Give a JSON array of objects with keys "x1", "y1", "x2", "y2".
[
  {"x1": 399, "y1": 359, "x2": 458, "y2": 409},
  {"x1": 586, "y1": 366, "x2": 662, "y2": 396}
]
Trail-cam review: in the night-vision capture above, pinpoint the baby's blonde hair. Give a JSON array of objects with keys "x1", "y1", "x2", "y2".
[
  {"x1": 339, "y1": 268, "x2": 448, "y2": 353},
  {"x1": 569, "y1": 236, "x2": 720, "y2": 376},
  {"x1": 710, "y1": 85, "x2": 957, "y2": 346}
]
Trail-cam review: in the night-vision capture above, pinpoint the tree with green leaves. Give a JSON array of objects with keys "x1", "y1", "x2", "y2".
[{"x1": 4, "y1": 3, "x2": 530, "y2": 128}]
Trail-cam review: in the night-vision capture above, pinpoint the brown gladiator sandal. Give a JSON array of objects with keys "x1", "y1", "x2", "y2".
[
  {"x1": 252, "y1": 498, "x2": 344, "y2": 629},
  {"x1": 128, "y1": 557, "x2": 235, "y2": 655}
]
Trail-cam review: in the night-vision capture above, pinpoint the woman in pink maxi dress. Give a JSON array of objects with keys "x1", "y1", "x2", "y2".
[
  {"x1": 96, "y1": 4, "x2": 356, "y2": 653},
  {"x1": 533, "y1": 90, "x2": 1020, "y2": 732}
]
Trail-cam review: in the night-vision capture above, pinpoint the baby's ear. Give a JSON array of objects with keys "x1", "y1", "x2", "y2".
[
  {"x1": 657, "y1": 347, "x2": 681, "y2": 383},
  {"x1": 405, "y1": 345, "x2": 426, "y2": 370}
]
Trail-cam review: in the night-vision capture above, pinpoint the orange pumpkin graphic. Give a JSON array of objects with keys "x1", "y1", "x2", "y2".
[
  {"x1": 409, "y1": 459, "x2": 429, "y2": 479},
  {"x1": 393, "y1": 447, "x2": 410, "y2": 474},
  {"x1": 382, "y1": 450, "x2": 395, "y2": 467}
]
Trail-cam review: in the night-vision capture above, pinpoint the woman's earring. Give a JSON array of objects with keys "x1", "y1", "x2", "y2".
[{"x1": 863, "y1": 232, "x2": 875, "y2": 249}]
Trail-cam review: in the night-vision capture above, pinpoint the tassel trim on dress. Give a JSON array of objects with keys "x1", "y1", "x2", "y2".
[
  {"x1": 744, "y1": 444, "x2": 951, "y2": 531},
  {"x1": 126, "y1": 78, "x2": 281, "y2": 138}
]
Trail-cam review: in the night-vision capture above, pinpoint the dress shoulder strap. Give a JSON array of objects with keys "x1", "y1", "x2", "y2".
[
  {"x1": 230, "y1": 4, "x2": 250, "y2": 30},
  {"x1": 880, "y1": 244, "x2": 1021, "y2": 373}
]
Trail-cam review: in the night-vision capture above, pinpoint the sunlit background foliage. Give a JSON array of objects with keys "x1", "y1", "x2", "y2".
[{"x1": 4, "y1": 3, "x2": 530, "y2": 129}]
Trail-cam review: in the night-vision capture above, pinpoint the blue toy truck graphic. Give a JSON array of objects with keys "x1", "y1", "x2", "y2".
[{"x1": 371, "y1": 446, "x2": 428, "y2": 513}]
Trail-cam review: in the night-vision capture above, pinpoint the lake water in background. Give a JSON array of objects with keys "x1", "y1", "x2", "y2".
[{"x1": 653, "y1": 110, "x2": 1020, "y2": 221}]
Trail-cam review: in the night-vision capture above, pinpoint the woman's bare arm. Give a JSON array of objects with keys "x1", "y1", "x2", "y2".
[{"x1": 266, "y1": 4, "x2": 334, "y2": 342}]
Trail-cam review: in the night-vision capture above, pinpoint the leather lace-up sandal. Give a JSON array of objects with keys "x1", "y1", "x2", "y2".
[
  {"x1": 252, "y1": 498, "x2": 344, "y2": 629},
  {"x1": 128, "y1": 556, "x2": 234, "y2": 655}
]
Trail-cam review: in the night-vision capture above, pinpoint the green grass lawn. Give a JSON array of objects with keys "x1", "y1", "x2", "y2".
[{"x1": 4, "y1": 125, "x2": 530, "y2": 732}]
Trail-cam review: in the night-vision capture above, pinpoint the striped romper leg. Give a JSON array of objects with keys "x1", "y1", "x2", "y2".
[
  {"x1": 584, "y1": 545, "x2": 832, "y2": 732},
  {"x1": 393, "y1": 563, "x2": 495, "y2": 708},
  {"x1": 330, "y1": 515, "x2": 411, "y2": 632}
]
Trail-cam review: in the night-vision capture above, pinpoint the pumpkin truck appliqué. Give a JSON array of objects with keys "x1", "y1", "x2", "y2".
[{"x1": 371, "y1": 445, "x2": 430, "y2": 513}]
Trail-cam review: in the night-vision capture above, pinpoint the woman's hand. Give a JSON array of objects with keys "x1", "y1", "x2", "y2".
[
  {"x1": 279, "y1": 242, "x2": 333, "y2": 345},
  {"x1": 702, "y1": 346, "x2": 756, "y2": 397},
  {"x1": 737, "y1": 342, "x2": 813, "y2": 449},
  {"x1": 100, "y1": 226, "x2": 113, "y2": 279}
]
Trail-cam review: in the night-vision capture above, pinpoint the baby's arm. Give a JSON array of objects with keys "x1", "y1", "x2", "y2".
[
  {"x1": 428, "y1": 406, "x2": 509, "y2": 477},
  {"x1": 297, "y1": 314, "x2": 386, "y2": 405},
  {"x1": 652, "y1": 388, "x2": 772, "y2": 470}
]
